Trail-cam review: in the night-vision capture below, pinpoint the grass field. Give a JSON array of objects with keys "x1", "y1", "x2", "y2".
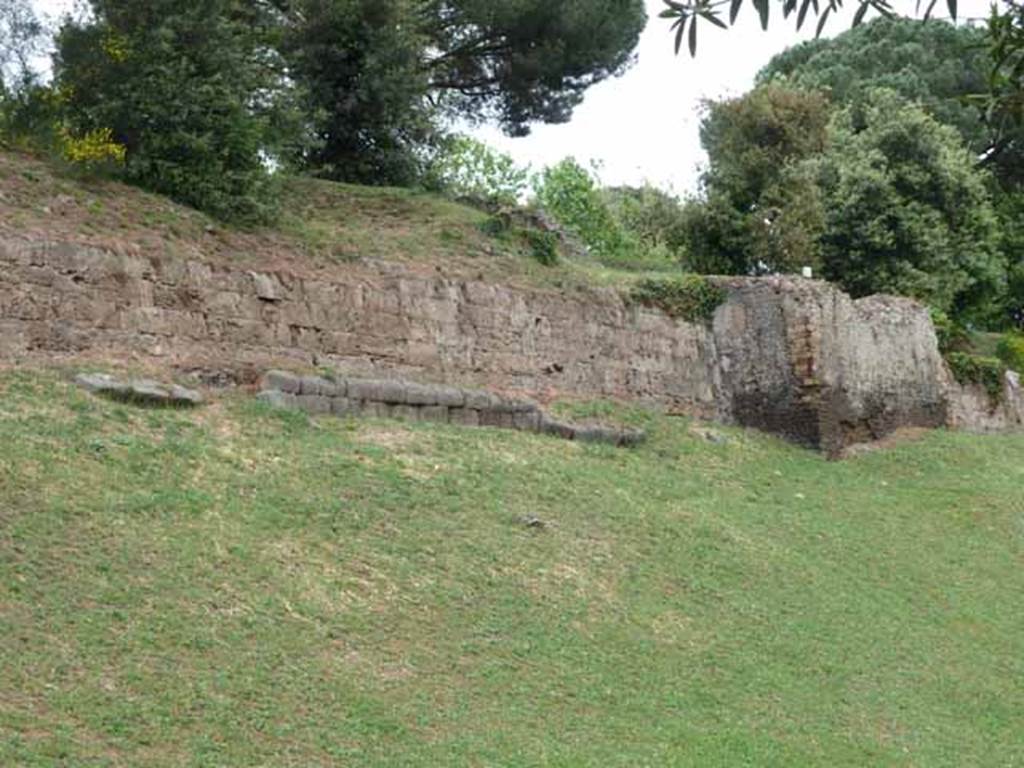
[{"x1": 1, "y1": 369, "x2": 1022, "y2": 766}]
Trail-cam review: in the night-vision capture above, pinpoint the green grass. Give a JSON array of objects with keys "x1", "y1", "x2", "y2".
[{"x1": 2, "y1": 369, "x2": 1023, "y2": 766}]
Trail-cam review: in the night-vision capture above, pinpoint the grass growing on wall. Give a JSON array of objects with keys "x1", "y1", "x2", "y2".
[{"x1": 2, "y1": 369, "x2": 1023, "y2": 766}]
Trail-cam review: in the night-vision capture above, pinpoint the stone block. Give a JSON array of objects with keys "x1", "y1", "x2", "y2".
[
  {"x1": 298, "y1": 394, "x2": 332, "y2": 414},
  {"x1": 257, "y1": 390, "x2": 298, "y2": 410},
  {"x1": 75, "y1": 373, "x2": 204, "y2": 407},
  {"x1": 347, "y1": 378, "x2": 408, "y2": 404},
  {"x1": 261, "y1": 370, "x2": 301, "y2": 394},
  {"x1": 360, "y1": 401, "x2": 390, "y2": 418},
  {"x1": 420, "y1": 405, "x2": 449, "y2": 423},
  {"x1": 331, "y1": 397, "x2": 356, "y2": 416},
  {"x1": 513, "y1": 410, "x2": 542, "y2": 432},
  {"x1": 464, "y1": 389, "x2": 500, "y2": 410},
  {"x1": 433, "y1": 386, "x2": 467, "y2": 408},
  {"x1": 479, "y1": 410, "x2": 515, "y2": 429},
  {"x1": 390, "y1": 405, "x2": 420, "y2": 422},
  {"x1": 448, "y1": 408, "x2": 480, "y2": 427},
  {"x1": 300, "y1": 375, "x2": 338, "y2": 397},
  {"x1": 539, "y1": 415, "x2": 576, "y2": 440}
]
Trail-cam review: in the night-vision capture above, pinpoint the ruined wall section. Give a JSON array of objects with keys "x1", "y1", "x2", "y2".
[
  {"x1": 0, "y1": 239, "x2": 722, "y2": 414},
  {"x1": 1, "y1": 237, "x2": 1021, "y2": 454}
]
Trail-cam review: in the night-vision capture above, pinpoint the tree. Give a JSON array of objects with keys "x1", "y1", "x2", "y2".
[
  {"x1": 0, "y1": 0, "x2": 43, "y2": 92},
  {"x1": 758, "y1": 18, "x2": 989, "y2": 154},
  {"x1": 679, "y1": 84, "x2": 830, "y2": 274},
  {"x1": 423, "y1": 0, "x2": 647, "y2": 136},
  {"x1": 813, "y1": 89, "x2": 1004, "y2": 317},
  {"x1": 602, "y1": 184, "x2": 688, "y2": 257},
  {"x1": 54, "y1": 0, "x2": 283, "y2": 222},
  {"x1": 278, "y1": 0, "x2": 438, "y2": 185},
  {"x1": 430, "y1": 134, "x2": 530, "y2": 205},
  {"x1": 278, "y1": 0, "x2": 646, "y2": 182}
]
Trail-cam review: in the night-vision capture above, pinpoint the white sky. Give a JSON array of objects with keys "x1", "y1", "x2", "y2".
[{"x1": 32, "y1": 0, "x2": 991, "y2": 194}]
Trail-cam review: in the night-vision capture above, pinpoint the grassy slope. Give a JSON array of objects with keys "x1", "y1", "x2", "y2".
[
  {"x1": 0, "y1": 150, "x2": 672, "y2": 289},
  {"x1": 1, "y1": 370, "x2": 1022, "y2": 766}
]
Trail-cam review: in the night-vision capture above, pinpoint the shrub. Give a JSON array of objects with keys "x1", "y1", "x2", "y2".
[
  {"x1": 945, "y1": 351, "x2": 1007, "y2": 402},
  {"x1": 526, "y1": 230, "x2": 559, "y2": 266},
  {"x1": 629, "y1": 274, "x2": 726, "y2": 324},
  {"x1": 59, "y1": 126, "x2": 125, "y2": 167},
  {"x1": 432, "y1": 136, "x2": 529, "y2": 206},
  {"x1": 532, "y1": 157, "x2": 629, "y2": 259},
  {"x1": 996, "y1": 332, "x2": 1024, "y2": 373},
  {"x1": 930, "y1": 308, "x2": 970, "y2": 355}
]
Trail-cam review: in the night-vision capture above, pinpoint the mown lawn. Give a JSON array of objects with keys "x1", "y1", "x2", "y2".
[{"x1": 1, "y1": 370, "x2": 1022, "y2": 767}]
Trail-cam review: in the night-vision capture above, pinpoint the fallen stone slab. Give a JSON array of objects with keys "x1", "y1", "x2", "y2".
[
  {"x1": 75, "y1": 373, "x2": 204, "y2": 407},
  {"x1": 256, "y1": 372, "x2": 645, "y2": 448}
]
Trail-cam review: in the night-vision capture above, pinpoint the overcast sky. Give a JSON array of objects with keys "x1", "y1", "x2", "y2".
[{"x1": 32, "y1": 0, "x2": 991, "y2": 195}]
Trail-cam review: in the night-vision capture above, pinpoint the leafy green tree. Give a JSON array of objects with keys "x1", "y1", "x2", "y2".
[
  {"x1": 0, "y1": 0, "x2": 42, "y2": 92},
  {"x1": 54, "y1": 0, "x2": 282, "y2": 222},
  {"x1": 532, "y1": 157, "x2": 630, "y2": 260},
  {"x1": 679, "y1": 84, "x2": 830, "y2": 274},
  {"x1": 430, "y1": 135, "x2": 530, "y2": 205},
  {"x1": 278, "y1": 0, "x2": 646, "y2": 182},
  {"x1": 424, "y1": 0, "x2": 647, "y2": 136},
  {"x1": 602, "y1": 184, "x2": 688, "y2": 259},
  {"x1": 278, "y1": 0, "x2": 437, "y2": 185},
  {"x1": 813, "y1": 89, "x2": 1004, "y2": 317},
  {"x1": 758, "y1": 18, "x2": 989, "y2": 154}
]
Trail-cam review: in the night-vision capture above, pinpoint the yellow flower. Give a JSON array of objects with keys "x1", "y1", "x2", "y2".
[{"x1": 60, "y1": 127, "x2": 127, "y2": 167}]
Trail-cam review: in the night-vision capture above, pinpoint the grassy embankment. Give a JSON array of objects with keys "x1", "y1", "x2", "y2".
[
  {"x1": 0, "y1": 150, "x2": 673, "y2": 291},
  {"x1": 1, "y1": 370, "x2": 1022, "y2": 766}
]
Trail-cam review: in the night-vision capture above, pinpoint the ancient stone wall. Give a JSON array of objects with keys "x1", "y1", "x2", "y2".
[{"x1": 1, "y1": 237, "x2": 1021, "y2": 455}]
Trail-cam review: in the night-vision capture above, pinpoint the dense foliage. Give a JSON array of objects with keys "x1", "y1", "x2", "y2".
[
  {"x1": 679, "y1": 85, "x2": 829, "y2": 275},
  {"x1": 677, "y1": 16, "x2": 1020, "y2": 328},
  {"x1": 531, "y1": 158, "x2": 630, "y2": 262},
  {"x1": 997, "y1": 332, "x2": 1024, "y2": 371},
  {"x1": 53, "y1": 0, "x2": 282, "y2": 222},
  {"x1": 4, "y1": 0, "x2": 645, "y2": 217},
  {"x1": 278, "y1": 0, "x2": 437, "y2": 186},
  {"x1": 278, "y1": 0, "x2": 646, "y2": 184},
  {"x1": 815, "y1": 90, "x2": 1004, "y2": 319},
  {"x1": 758, "y1": 20, "x2": 989, "y2": 153},
  {"x1": 430, "y1": 135, "x2": 530, "y2": 205}
]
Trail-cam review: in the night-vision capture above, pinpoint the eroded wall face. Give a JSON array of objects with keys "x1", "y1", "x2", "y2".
[
  {"x1": 0, "y1": 239, "x2": 721, "y2": 415},
  {"x1": 1, "y1": 238, "x2": 1020, "y2": 453}
]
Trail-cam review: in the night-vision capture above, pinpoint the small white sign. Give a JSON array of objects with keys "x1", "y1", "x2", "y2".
[{"x1": 802, "y1": 267, "x2": 813, "y2": 279}]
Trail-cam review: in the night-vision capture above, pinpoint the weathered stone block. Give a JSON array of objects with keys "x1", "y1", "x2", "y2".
[
  {"x1": 360, "y1": 401, "x2": 390, "y2": 418},
  {"x1": 512, "y1": 410, "x2": 542, "y2": 432},
  {"x1": 390, "y1": 405, "x2": 420, "y2": 421},
  {"x1": 300, "y1": 375, "x2": 338, "y2": 397},
  {"x1": 347, "y1": 378, "x2": 407, "y2": 404},
  {"x1": 257, "y1": 390, "x2": 298, "y2": 410},
  {"x1": 75, "y1": 373, "x2": 204, "y2": 407},
  {"x1": 420, "y1": 405, "x2": 449, "y2": 423},
  {"x1": 464, "y1": 389, "x2": 500, "y2": 410},
  {"x1": 298, "y1": 394, "x2": 332, "y2": 414},
  {"x1": 331, "y1": 397, "x2": 356, "y2": 416},
  {"x1": 479, "y1": 410, "x2": 515, "y2": 429},
  {"x1": 539, "y1": 416, "x2": 576, "y2": 440},
  {"x1": 261, "y1": 370, "x2": 302, "y2": 394},
  {"x1": 448, "y1": 408, "x2": 480, "y2": 427}
]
